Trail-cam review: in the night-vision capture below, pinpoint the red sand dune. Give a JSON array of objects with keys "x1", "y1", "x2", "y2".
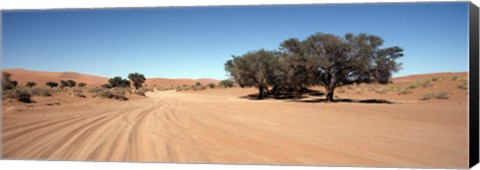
[
  {"x1": 2, "y1": 68, "x2": 219, "y2": 88},
  {"x1": 392, "y1": 72, "x2": 467, "y2": 83}
]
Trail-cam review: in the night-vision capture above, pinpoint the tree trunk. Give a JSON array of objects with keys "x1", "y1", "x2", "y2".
[
  {"x1": 325, "y1": 86, "x2": 335, "y2": 102},
  {"x1": 258, "y1": 86, "x2": 265, "y2": 99}
]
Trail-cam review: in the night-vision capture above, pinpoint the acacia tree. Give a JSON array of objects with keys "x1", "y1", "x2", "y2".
[
  {"x1": 225, "y1": 49, "x2": 278, "y2": 99},
  {"x1": 128, "y1": 73, "x2": 146, "y2": 90},
  {"x1": 46, "y1": 82, "x2": 59, "y2": 88},
  {"x1": 284, "y1": 33, "x2": 403, "y2": 102},
  {"x1": 26, "y1": 82, "x2": 37, "y2": 88},
  {"x1": 108, "y1": 76, "x2": 130, "y2": 88}
]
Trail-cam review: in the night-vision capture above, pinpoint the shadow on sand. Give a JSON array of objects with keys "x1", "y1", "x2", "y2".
[
  {"x1": 293, "y1": 98, "x2": 393, "y2": 104},
  {"x1": 241, "y1": 89, "x2": 393, "y2": 104},
  {"x1": 241, "y1": 89, "x2": 325, "y2": 101}
]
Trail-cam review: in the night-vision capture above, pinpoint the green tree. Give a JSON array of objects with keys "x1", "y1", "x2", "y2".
[
  {"x1": 108, "y1": 76, "x2": 130, "y2": 88},
  {"x1": 67, "y1": 80, "x2": 77, "y2": 87},
  {"x1": 283, "y1": 33, "x2": 403, "y2": 102},
  {"x1": 26, "y1": 82, "x2": 37, "y2": 88},
  {"x1": 46, "y1": 82, "x2": 59, "y2": 88},
  {"x1": 225, "y1": 49, "x2": 278, "y2": 99},
  {"x1": 128, "y1": 73, "x2": 146, "y2": 90}
]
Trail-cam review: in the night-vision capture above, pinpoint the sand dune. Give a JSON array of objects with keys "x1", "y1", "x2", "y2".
[
  {"x1": 1, "y1": 71, "x2": 469, "y2": 168},
  {"x1": 2, "y1": 69, "x2": 219, "y2": 87},
  {"x1": 392, "y1": 72, "x2": 467, "y2": 83},
  {"x1": 2, "y1": 68, "x2": 109, "y2": 87}
]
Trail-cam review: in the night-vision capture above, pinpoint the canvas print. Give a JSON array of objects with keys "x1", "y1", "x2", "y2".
[{"x1": 1, "y1": 2, "x2": 472, "y2": 169}]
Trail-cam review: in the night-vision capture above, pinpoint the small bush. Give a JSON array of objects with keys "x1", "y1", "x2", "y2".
[
  {"x1": 134, "y1": 88, "x2": 147, "y2": 96},
  {"x1": 434, "y1": 92, "x2": 450, "y2": 99},
  {"x1": 14, "y1": 88, "x2": 33, "y2": 103},
  {"x1": 421, "y1": 92, "x2": 449, "y2": 100},
  {"x1": 207, "y1": 83, "x2": 216, "y2": 89},
  {"x1": 32, "y1": 88, "x2": 53, "y2": 97},
  {"x1": 406, "y1": 83, "x2": 419, "y2": 90},
  {"x1": 2, "y1": 72, "x2": 18, "y2": 90},
  {"x1": 420, "y1": 80, "x2": 433, "y2": 88},
  {"x1": 451, "y1": 76, "x2": 460, "y2": 81},
  {"x1": 398, "y1": 89, "x2": 413, "y2": 95},
  {"x1": 74, "y1": 91, "x2": 86, "y2": 98},
  {"x1": 218, "y1": 79, "x2": 234, "y2": 88},
  {"x1": 458, "y1": 80, "x2": 468, "y2": 90},
  {"x1": 431, "y1": 77, "x2": 442, "y2": 82},
  {"x1": 77, "y1": 83, "x2": 87, "y2": 88},
  {"x1": 176, "y1": 85, "x2": 190, "y2": 92},
  {"x1": 191, "y1": 85, "x2": 207, "y2": 91},
  {"x1": 94, "y1": 88, "x2": 128, "y2": 101}
]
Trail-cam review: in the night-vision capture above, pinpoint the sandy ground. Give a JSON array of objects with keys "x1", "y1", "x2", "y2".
[{"x1": 2, "y1": 86, "x2": 468, "y2": 168}]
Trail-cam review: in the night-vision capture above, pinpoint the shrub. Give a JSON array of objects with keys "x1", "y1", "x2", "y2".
[
  {"x1": 67, "y1": 80, "x2": 77, "y2": 87},
  {"x1": 451, "y1": 76, "x2": 460, "y2": 81},
  {"x1": 420, "y1": 80, "x2": 433, "y2": 88},
  {"x1": 94, "y1": 88, "x2": 128, "y2": 101},
  {"x1": 101, "y1": 83, "x2": 112, "y2": 89},
  {"x1": 207, "y1": 83, "x2": 216, "y2": 89},
  {"x1": 89, "y1": 87, "x2": 103, "y2": 94},
  {"x1": 218, "y1": 79, "x2": 234, "y2": 88},
  {"x1": 32, "y1": 88, "x2": 53, "y2": 97},
  {"x1": 77, "y1": 83, "x2": 87, "y2": 88},
  {"x1": 26, "y1": 82, "x2": 37, "y2": 88},
  {"x1": 434, "y1": 92, "x2": 450, "y2": 99},
  {"x1": 108, "y1": 76, "x2": 130, "y2": 88},
  {"x1": 406, "y1": 83, "x2": 419, "y2": 90},
  {"x1": 2, "y1": 72, "x2": 18, "y2": 90},
  {"x1": 134, "y1": 88, "x2": 148, "y2": 96},
  {"x1": 431, "y1": 77, "x2": 442, "y2": 82},
  {"x1": 74, "y1": 91, "x2": 86, "y2": 98},
  {"x1": 191, "y1": 85, "x2": 206, "y2": 91},
  {"x1": 458, "y1": 80, "x2": 468, "y2": 90},
  {"x1": 398, "y1": 89, "x2": 413, "y2": 95},
  {"x1": 421, "y1": 92, "x2": 449, "y2": 100},
  {"x1": 60, "y1": 80, "x2": 76, "y2": 88},
  {"x1": 46, "y1": 82, "x2": 59, "y2": 88},
  {"x1": 175, "y1": 85, "x2": 190, "y2": 91},
  {"x1": 14, "y1": 88, "x2": 33, "y2": 103}
]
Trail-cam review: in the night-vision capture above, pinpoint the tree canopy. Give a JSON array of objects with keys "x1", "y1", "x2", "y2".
[
  {"x1": 128, "y1": 73, "x2": 146, "y2": 90},
  {"x1": 225, "y1": 32, "x2": 403, "y2": 101}
]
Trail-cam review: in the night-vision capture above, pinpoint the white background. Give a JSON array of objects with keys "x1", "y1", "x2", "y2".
[{"x1": 0, "y1": 0, "x2": 478, "y2": 170}]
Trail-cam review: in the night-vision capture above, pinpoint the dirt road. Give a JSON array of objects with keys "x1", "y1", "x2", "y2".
[{"x1": 2, "y1": 90, "x2": 468, "y2": 168}]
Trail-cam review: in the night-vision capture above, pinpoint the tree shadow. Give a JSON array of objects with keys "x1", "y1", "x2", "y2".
[
  {"x1": 239, "y1": 88, "x2": 393, "y2": 104},
  {"x1": 240, "y1": 89, "x2": 325, "y2": 100},
  {"x1": 294, "y1": 98, "x2": 393, "y2": 104}
]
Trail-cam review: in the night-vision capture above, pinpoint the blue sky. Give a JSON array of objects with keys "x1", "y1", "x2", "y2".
[{"x1": 1, "y1": 2, "x2": 469, "y2": 79}]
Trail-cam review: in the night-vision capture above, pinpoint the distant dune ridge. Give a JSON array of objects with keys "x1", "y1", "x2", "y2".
[{"x1": 2, "y1": 68, "x2": 220, "y2": 87}]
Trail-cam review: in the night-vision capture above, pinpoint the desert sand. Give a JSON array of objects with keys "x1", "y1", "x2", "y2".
[{"x1": 1, "y1": 72, "x2": 469, "y2": 168}]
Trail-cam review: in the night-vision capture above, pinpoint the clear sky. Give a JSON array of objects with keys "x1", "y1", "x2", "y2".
[{"x1": 1, "y1": 2, "x2": 469, "y2": 79}]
